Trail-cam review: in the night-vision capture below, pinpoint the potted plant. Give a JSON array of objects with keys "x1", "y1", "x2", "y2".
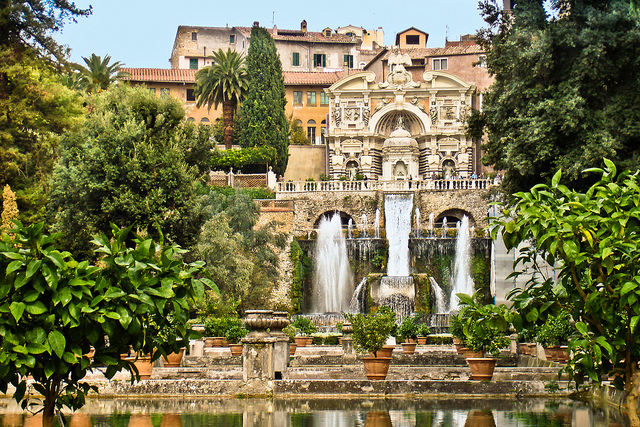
[
  {"x1": 283, "y1": 324, "x2": 298, "y2": 355},
  {"x1": 457, "y1": 292, "x2": 512, "y2": 381},
  {"x1": 449, "y1": 311, "x2": 465, "y2": 354},
  {"x1": 225, "y1": 324, "x2": 249, "y2": 356},
  {"x1": 536, "y1": 311, "x2": 573, "y2": 363},
  {"x1": 397, "y1": 314, "x2": 420, "y2": 354},
  {"x1": 292, "y1": 317, "x2": 317, "y2": 346},
  {"x1": 203, "y1": 317, "x2": 228, "y2": 347},
  {"x1": 416, "y1": 322, "x2": 431, "y2": 345},
  {"x1": 346, "y1": 306, "x2": 397, "y2": 380}
]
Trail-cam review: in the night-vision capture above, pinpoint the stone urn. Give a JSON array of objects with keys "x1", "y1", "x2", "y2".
[
  {"x1": 243, "y1": 310, "x2": 275, "y2": 337},
  {"x1": 271, "y1": 311, "x2": 291, "y2": 335},
  {"x1": 342, "y1": 322, "x2": 354, "y2": 335}
]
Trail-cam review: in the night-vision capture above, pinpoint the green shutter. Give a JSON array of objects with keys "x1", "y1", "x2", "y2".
[{"x1": 293, "y1": 52, "x2": 300, "y2": 66}]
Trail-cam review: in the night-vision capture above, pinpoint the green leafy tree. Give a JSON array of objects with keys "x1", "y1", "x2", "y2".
[
  {"x1": 0, "y1": 222, "x2": 208, "y2": 427},
  {"x1": 0, "y1": 0, "x2": 91, "y2": 61},
  {"x1": 491, "y1": 161, "x2": 640, "y2": 424},
  {"x1": 478, "y1": 0, "x2": 640, "y2": 194},
  {"x1": 50, "y1": 85, "x2": 211, "y2": 258},
  {"x1": 0, "y1": 49, "x2": 84, "y2": 223},
  {"x1": 76, "y1": 53, "x2": 129, "y2": 94},
  {"x1": 288, "y1": 115, "x2": 308, "y2": 145},
  {"x1": 195, "y1": 49, "x2": 248, "y2": 150},
  {"x1": 240, "y1": 26, "x2": 289, "y2": 176}
]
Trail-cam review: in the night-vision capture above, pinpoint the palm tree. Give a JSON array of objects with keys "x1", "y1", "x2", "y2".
[
  {"x1": 77, "y1": 53, "x2": 128, "y2": 94},
  {"x1": 194, "y1": 49, "x2": 248, "y2": 149}
]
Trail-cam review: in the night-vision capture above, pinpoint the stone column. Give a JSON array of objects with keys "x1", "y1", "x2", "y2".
[
  {"x1": 242, "y1": 310, "x2": 276, "y2": 381},
  {"x1": 271, "y1": 311, "x2": 291, "y2": 380},
  {"x1": 341, "y1": 322, "x2": 357, "y2": 361}
]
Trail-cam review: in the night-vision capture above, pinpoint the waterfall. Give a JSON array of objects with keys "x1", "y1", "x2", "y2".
[
  {"x1": 429, "y1": 277, "x2": 447, "y2": 314},
  {"x1": 348, "y1": 218, "x2": 353, "y2": 239},
  {"x1": 375, "y1": 209, "x2": 381, "y2": 238},
  {"x1": 312, "y1": 214, "x2": 354, "y2": 313},
  {"x1": 360, "y1": 213, "x2": 367, "y2": 237},
  {"x1": 385, "y1": 194, "x2": 413, "y2": 276},
  {"x1": 442, "y1": 217, "x2": 448, "y2": 236},
  {"x1": 378, "y1": 276, "x2": 415, "y2": 319},
  {"x1": 449, "y1": 215, "x2": 474, "y2": 312},
  {"x1": 349, "y1": 277, "x2": 368, "y2": 313},
  {"x1": 415, "y1": 207, "x2": 421, "y2": 238}
]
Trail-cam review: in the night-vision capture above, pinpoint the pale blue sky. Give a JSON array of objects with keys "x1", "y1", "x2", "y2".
[{"x1": 54, "y1": 0, "x2": 488, "y2": 69}]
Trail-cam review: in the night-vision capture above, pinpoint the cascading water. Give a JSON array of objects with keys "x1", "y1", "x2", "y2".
[
  {"x1": 385, "y1": 194, "x2": 412, "y2": 276},
  {"x1": 415, "y1": 207, "x2": 421, "y2": 238},
  {"x1": 442, "y1": 217, "x2": 448, "y2": 236},
  {"x1": 378, "y1": 194, "x2": 415, "y2": 318},
  {"x1": 449, "y1": 215, "x2": 474, "y2": 312},
  {"x1": 374, "y1": 209, "x2": 381, "y2": 238},
  {"x1": 312, "y1": 214, "x2": 354, "y2": 313},
  {"x1": 348, "y1": 218, "x2": 353, "y2": 239},
  {"x1": 429, "y1": 277, "x2": 447, "y2": 314},
  {"x1": 428, "y1": 212, "x2": 435, "y2": 236},
  {"x1": 360, "y1": 213, "x2": 367, "y2": 237},
  {"x1": 349, "y1": 277, "x2": 368, "y2": 313}
]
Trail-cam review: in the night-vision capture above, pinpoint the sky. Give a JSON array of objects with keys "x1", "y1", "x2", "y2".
[{"x1": 54, "y1": 0, "x2": 488, "y2": 69}]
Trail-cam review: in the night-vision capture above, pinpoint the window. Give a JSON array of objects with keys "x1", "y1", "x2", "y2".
[
  {"x1": 406, "y1": 35, "x2": 420, "y2": 45},
  {"x1": 200, "y1": 118, "x2": 210, "y2": 123},
  {"x1": 321, "y1": 120, "x2": 327, "y2": 144},
  {"x1": 160, "y1": 88, "x2": 170, "y2": 98},
  {"x1": 186, "y1": 88, "x2": 195, "y2": 102},
  {"x1": 187, "y1": 117, "x2": 196, "y2": 122},
  {"x1": 343, "y1": 54, "x2": 353, "y2": 69},
  {"x1": 189, "y1": 58, "x2": 198, "y2": 70},
  {"x1": 292, "y1": 52, "x2": 300, "y2": 67},
  {"x1": 307, "y1": 119, "x2": 316, "y2": 143},
  {"x1": 477, "y1": 55, "x2": 487, "y2": 68},
  {"x1": 149, "y1": 88, "x2": 156, "y2": 94},
  {"x1": 313, "y1": 53, "x2": 326, "y2": 68},
  {"x1": 433, "y1": 58, "x2": 448, "y2": 70},
  {"x1": 230, "y1": 34, "x2": 235, "y2": 43},
  {"x1": 320, "y1": 92, "x2": 329, "y2": 105},
  {"x1": 293, "y1": 91, "x2": 303, "y2": 104},
  {"x1": 191, "y1": 32, "x2": 197, "y2": 41},
  {"x1": 307, "y1": 91, "x2": 316, "y2": 105}
]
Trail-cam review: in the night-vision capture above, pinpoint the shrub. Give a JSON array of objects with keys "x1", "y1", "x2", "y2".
[
  {"x1": 345, "y1": 306, "x2": 396, "y2": 356},
  {"x1": 292, "y1": 317, "x2": 317, "y2": 336}
]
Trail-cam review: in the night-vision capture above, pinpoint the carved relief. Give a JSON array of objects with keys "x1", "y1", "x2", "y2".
[
  {"x1": 333, "y1": 108, "x2": 342, "y2": 126},
  {"x1": 442, "y1": 106, "x2": 456, "y2": 121},
  {"x1": 363, "y1": 107, "x2": 370, "y2": 126},
  {"x1": 429, "y1": 107, "x2": 438, "y2": 125},
  {"x1": 344, "y1": 107, "x2": 360, "y2": 122},
  {"x1": 374, "y1": 98, "x2": 390, "y2": 112}
]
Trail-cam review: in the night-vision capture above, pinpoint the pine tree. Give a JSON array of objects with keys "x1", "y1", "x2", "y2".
[{"x1": 240, "y1": 26, "x2": 289, "y2": 176}]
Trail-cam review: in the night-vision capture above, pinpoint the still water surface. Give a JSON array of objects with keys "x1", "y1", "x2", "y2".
[{"x1": 0, "y1": 397, "x2": 629, "y2": 426}]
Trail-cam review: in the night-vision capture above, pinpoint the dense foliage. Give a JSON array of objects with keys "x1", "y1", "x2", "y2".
[
  {"x1": 478, "y1": 0, "x2": 640, "y2": 194},
  {"x1": 456, "y1": 292, "x2": 511, "y2": 357},
  {"x1": 491, "y1": 161, "x2": 640, "y2": 423},
  {"x1": 50, "y1": 85, "x2": 214, "y2": 258},
  {"x1": 240, "y1": 26, "x2": 289, "y2": 176},
  {"x1": 346, "y1": 307, "x2": 396, "y2": 356},
  {"x1": 210, "y1": 146, "x2": 276, "y2": 170},
  {"x1": 0, "y1": 222, "x2": 207, "y2": 425}
]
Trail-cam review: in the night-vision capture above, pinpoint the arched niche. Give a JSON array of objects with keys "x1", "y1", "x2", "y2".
[
  {"x1": 435, "y1": 209, "x2": 475, "y2": 227},
  {"x1": 370, "y1": 104, "x2": 429, "y2": 136},
  {"x1": 313, "y1": 211, "x2": 355, "y2": 228}
]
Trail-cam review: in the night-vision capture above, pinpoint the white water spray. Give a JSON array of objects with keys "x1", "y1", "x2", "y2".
[
  {"x1": 449, "y1": 215, "x2": 474, "y2": 312},
  {"x1": 360, "y1": 213, "x2": 367, "y2": 237},
  {"x1": 415, "y1": 207, "x2": 421, "y2": 238},
  {"x1": 428, "y1": 212, "x2": 435, "y2": 236},
  {"x1": 375, "y1": 209, "x2": 381, "y2": 238},
  {"x1": 312, "y1": 214, "x2": 354, "y2": 313},
  {"x1": 385, "y1": 194, "x2": 413, "y2": 276},
  {"x1": 429, "y1": 277, "x2": 447, "y2": 314}
]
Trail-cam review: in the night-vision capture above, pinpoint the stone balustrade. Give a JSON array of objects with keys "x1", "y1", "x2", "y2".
[{"x1": 276, "y1": 178, "x2": 496, "y2": 193}]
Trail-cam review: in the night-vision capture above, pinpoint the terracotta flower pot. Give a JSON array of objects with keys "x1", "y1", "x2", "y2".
[
  {"x1": 290, "y1": 343, "x2": 297, "y2": 355},
  {"x1": 204, "y1": 337, "x2": 215, "y2": 348},
  {"x1": 294, "y1": 336, "x2": 307, "y2": 347},
  {"x1": 527, "y1": 343, "x2": 537, "y2": 357},
  {"x1": 462, "y1": 348, "x2": 483, "y2": 358},
  {"x1": 305, "y1": 336, "x2": 314, "y2": 346},
  {"x1": 360, "y1": 355, "x2": 392, "y2": 380},
  {"x1": 229, "y1": 343, "x2": 243, "y2": 356},
  {"x1": 128, "y1": 355, "x2": 153, "y2": 380},
  {"x1": 467, "y1": 357, "x2": 497, "y2": 381},
  {"x1": 162, "y1": 348, "x2": 184, "y2": 367},
  {"x1": 212, "y1": 337, "x2": 225, "y2": 347},
  {"x1": 417, "y1": 336, "x2": 427, "y2": 345},
  {"x1": 401, "y1": 342, "x2": 417, "y2": 355},
  {"x1": 373, "y1": 345, "x2": 395, "y2": 358},
  {"x1": 519, "y1": 343, "x2": 529, "y2": 355}
]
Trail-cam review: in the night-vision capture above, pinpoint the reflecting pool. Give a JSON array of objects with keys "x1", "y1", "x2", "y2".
[{"x1": 0, "y1": 397, "x2": 629, "y2": 426}]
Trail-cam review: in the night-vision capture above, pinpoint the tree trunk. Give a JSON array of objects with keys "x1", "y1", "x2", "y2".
[
  {"x1": 41, "y1": 378, "x2": 60, "y2": 427},
  {"x1": 222, "y1": 100, "x2": 236, "y2": 150},
  {"x1": 625, "y1": 363, "x2": 640, "y2": 427}
]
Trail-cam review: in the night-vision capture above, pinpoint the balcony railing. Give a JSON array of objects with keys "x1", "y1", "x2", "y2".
[{"x1": 276, "y1": 178, "x2": 496, "y2": 193}]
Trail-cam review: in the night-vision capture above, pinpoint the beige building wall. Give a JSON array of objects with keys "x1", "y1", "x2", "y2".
[{"x1": 284, "y1": 145, "x2": 327, "y2": 181}]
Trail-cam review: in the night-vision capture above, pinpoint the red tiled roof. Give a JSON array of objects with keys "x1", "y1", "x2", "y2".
[
  {"x1": 235, "y1": 26, "x2": 359, "y2": 44},
  {"x1": 381, "y1": 45, "x2": 485, "y2": 61},
  {"x1": 283, "y1": 71, "x2": 345, "y2": 85},
  {"x1": 120, "y1": 68, "x2": 196, "y2": 83}
]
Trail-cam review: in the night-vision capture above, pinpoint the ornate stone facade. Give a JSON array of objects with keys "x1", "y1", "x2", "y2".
[{"x1": 325, "y1": 54, "x2": 480, "y2": 180}]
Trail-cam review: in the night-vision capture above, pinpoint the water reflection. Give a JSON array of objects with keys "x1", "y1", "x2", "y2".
[{"x1": 0, "y1": 398, "x2": 629, "y2": 427}]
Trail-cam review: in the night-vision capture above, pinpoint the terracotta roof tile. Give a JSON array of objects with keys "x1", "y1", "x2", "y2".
[
  {"x1": 283, "y1": 71, "x2": 344, "y2": 85},
  {"x1": 120, "y1": 68, "x2": 196, "y2": 83},
  {"x1": 381, "y1": 45, "x2": 485, "y2": 60}
]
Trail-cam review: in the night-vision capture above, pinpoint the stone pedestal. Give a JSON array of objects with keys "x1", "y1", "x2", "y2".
[
  {"x1": 241, "y1": 336, "x2": 278, "y2": 381},
  {"x1": 190, "y1": 339, "x2": 204, "y2": 357},
  {"x1": 341, "y1": 336, "x2": 355, "y2": 355},
  {"x1": 273, "y1": 337, "x2": 290, "y2": 379}
]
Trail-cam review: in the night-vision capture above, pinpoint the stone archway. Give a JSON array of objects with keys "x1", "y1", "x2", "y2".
[
  {"x1": 313, "y1": 210, "x2": 355, "y2": 229},
  {"x1": 435, "y1": 208, "x2": 475, "y2": 228}
]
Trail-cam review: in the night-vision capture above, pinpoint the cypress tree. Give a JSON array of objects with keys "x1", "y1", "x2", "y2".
[{"x1": 240, "y1": 26, "x2": 289, "y2": 176}]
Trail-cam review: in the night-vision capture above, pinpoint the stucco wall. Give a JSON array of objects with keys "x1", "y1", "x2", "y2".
[{"x1": 283, "y1": 145, "x2": 328, "y2": 181}]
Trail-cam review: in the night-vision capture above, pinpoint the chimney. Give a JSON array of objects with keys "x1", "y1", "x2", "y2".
[
  {"x1": 253, "y1": 21, "x2": 260, "y2": 28},
  {"x1": 301, "y1": 20, "x2": 307, "y2": 33}
]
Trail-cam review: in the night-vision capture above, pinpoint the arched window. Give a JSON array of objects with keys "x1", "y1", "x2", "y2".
[
  {"x1": 200, "y1": 117, "x2": 210, "y2": 123},
  {"x1": 186, "y1": 117, "x2": 196, "y2": 122},
  {"x1": 307, "y1": 120, "x2": 317, "y2": 144}
]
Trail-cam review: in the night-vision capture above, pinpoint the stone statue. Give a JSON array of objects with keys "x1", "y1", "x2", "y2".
[
  {"x1": 429, "y1": 107, "x2": 438, "y2": 125},
  {"x1": 333, "y1": 108, "x2": 342, "y2": 126},
  {"x1": 379, "y1": 49, "x2": 420, "y2": 90}
]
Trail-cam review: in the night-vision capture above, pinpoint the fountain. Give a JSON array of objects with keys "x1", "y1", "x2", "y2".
[
  {"x1": 429, "y1": 277, "x2": 447, "y2": 314},
  {"x1": 378, "y1": 194, "x2": 415, "y2": 318},
  {"x1": 442, "y1": 217, "x2": 448, "y2": 236},
  {"x1": 374, "y1": 209, "x2": 381, "y2": 238},
  {"x1": 360, "y1": 213, "x2": 367, "y2": 237},
  {"x1": 449, "y1": 215, "x2": 474, "y2": 312},
  {"x1": 415, "y1": 207, "x2": 421, "y2": 238},
  {"x1": 312, "y1": 213, "x2": 354, "y2": 313},
  {"x1": 348, "y1": 218, "x2": 353, "y2": 239},
  {"x1": 349, "y1": 277, "x2": 368, "y2": 313},
  {"x1": 428, "y1": 212, "x2": 434, "y2": 236}
]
